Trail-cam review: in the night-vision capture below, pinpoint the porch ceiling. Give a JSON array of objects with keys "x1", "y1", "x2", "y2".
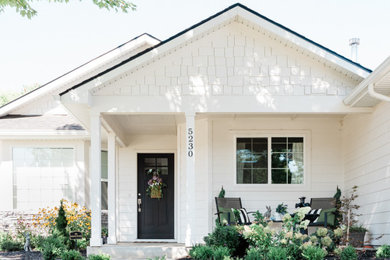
[{"x1": 106, "y1": 114, "x2": 181, "y2": 135}]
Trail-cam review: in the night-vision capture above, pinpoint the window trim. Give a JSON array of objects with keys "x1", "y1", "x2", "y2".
[
  {"x1": 232, "y1": 130, "x2": 311, "y2": 191},
  {"x1": 11, "y1": 145, "x2": 76, "y2": 210}
]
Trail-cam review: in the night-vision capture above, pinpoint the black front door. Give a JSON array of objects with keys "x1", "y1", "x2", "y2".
[{"x1": 137, "y1": 153, "x2": 174, "y2": 239}]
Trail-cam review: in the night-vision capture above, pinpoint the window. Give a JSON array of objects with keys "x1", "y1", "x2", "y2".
[
  {"x1": 236, "y1": 137, "x2": 304, "y2": 184},
  {"x1": 101, "y1": 151, "x2": 108, "y2": 210},
  {"x1": 12, "y1": 147, "x2": 75, "y2": 210}
]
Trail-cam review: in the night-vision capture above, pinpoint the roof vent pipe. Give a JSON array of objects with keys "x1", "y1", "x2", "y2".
[{"x1": 349, "y1": 38, "x2": 360, "y2": 62}]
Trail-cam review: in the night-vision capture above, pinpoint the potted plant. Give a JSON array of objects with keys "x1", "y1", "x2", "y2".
[
  {"x1": 275, "y1": 203, "x2": 288, "y2": 220},
  {"x1": 340, "y1": 185, "x2": 367, "y2": 247},
  {"x1": 102, "y1": 227, "x2": 108, "y2": 244}
]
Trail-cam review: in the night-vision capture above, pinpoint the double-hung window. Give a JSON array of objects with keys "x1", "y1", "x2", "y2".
[{"x1": 236, "y1": 137, "x2": 304, "y2": 184}]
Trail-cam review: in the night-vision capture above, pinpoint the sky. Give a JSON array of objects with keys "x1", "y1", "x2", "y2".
[{"x1": 1, "y1": 0, "x2": 389, "y2": 91}]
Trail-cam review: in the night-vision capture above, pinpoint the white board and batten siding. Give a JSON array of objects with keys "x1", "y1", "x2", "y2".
[{"x1": 343, "y1": 101, "x2": 390, "y2": 245}]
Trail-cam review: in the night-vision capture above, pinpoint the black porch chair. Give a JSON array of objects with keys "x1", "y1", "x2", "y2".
[
  {"x1": 308, "y1": 197, "x2": 336, "y2": 228},
  {"x1": 215, "y1": 197, "x2": 253, "y2": 225}
]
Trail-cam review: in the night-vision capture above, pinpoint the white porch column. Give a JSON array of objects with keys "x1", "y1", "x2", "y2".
[
  {"x1": 90, "y1": 113, "x2": 102, "y2": 247},
  {"x1": 107, "y1": 132, "x2": 117, "y2": 244},
  {"x1": 185, "y1": 112, "x2": 196, "y2": 246}
]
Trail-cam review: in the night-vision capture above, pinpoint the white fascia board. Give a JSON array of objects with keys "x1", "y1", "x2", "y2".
[
  {"x1": 236, "y1": 8, "x2": 370, "y2": 79},
  {"x1": 0, "y1": 34, "x2": 160, "y2": 117},
  {"x1": 344, "y1": 56, "x2": 390, "y2": 106}
]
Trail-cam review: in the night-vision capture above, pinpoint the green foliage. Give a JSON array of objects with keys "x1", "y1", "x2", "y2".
[
  {"x1": 252, "y1": 211, "x2": 267, "y2": 227},
  {"x1": 333, "y1": 186, "x2": 342, "y2": 228},
  {"x1": 76, "y1": 237, "x2": 89, "y2": 250},
  {"x1": 244, "y1": 247, "x2": 263, "y2": 260},
  {"x1": 0, "y1": 84, "x2": 39, "y2": 106},
  {"x1": 61, "y1": 249, "x2": 84, "y2": 260},
  {"x1": 340, "y1": 246, "x2": 357, "y2": 260},
  {"x1": 302, "y1": 246, "x2": 326, "y2": 260},
  {"x1": 204, "y1": 225, "x2": 241, "y2": 254},
  {"x1": 213, "y1": 246, "x2": 231, "y2": 260},
  {"x1": 0, "y1": 0, "x2": 136, "y2": 19},
  {"x1": 349, "y1": 225, "x2": 367, "y2": 232},
  {"x1": 31, "y1": 234, "x2": 46, "y2": 251},
  {"x1": 56, "y1": 200, "x2": 68, "y2": 236},
  {"x1": 376, "y1": 244, "x2": 390, "y2": 258},
  {"x1": 41, "y1": 230, "x2": 67, "y2": 260},
  {"x1": 266, "y1": 246, "x2": 288, "y2": 260},
  {"x1": 88, "y1": 254, "x2": 110, "y2": 260},
  {"x1": 275, "y1": 203, "x2": 288, "y2": 215},
  {"x1": 189, "y1": 244, "x2": 214, "y2": 260},
  {"x1": 148, "y1": 256, "x2": 166, "y2": 260},
  {"x1": 218, "y1": 186, "x2": 225, "y2": 198},
  {"x1": 0, "y1": 232, "x2": 23, "y2": 251}
]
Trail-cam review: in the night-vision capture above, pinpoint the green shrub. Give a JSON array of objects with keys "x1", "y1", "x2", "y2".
[
  {"x1": 0, "y1": 233, "x2": 23, "y2": 251},
  {"x1": 302, "y1": 246, "x2": 326, "y2": 260},
  {"x1": 204, "y1": 225, "x2": 240, "y2": 250},
  {"x1": 88, "y1": 254, "x2": 110, "y2": 260},
  {"x1": 61, "y1": 250, "x2": 84, "y2": 260},
  {"x1": 76, "y1": 238, "x2": 89, "y2": 250},
  {"x1": 31, "y1": 234, "x2": 45, "y2": 251},
  {"x1": 340, "y1": 246, "x2": 357, "y2": 260},
  {"x1": 244, "y1": 247, "x2": 263, "y2": 260},
  {"x1": 376, "y1": 244, "x2": 390, "y2": 258},
  {"x1": 41, "y1": 231, "x2": 67, "y2": 260},
  {"x1": 266, "y1": 247, "x2": 288, "y2": 260},
  {"x1": 189, "y1": 244, "x2": 214, "y2": 260},
  {"x1": 213, "y1": 246, "x2": 230, "y2": 260}
]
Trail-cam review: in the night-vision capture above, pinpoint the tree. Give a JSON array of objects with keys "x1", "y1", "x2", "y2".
[{"x1": 0, "y1": 0, "x2": 136, "y2": 18}]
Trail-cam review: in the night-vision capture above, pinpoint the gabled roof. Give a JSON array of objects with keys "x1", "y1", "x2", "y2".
[
  {"x1": 60, "y1": 3, "x2": 371, "y2": 96},
  {"x1": 0, "y1": 33, "x2": 160, "y2": 116},
  {"x1": 344, "y1": 56, "x2": 390, "y2": 107}
]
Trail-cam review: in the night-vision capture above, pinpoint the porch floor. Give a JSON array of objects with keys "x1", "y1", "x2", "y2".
[{"x1": 87, "y1": 242, "x2": 189, "y2": 260}]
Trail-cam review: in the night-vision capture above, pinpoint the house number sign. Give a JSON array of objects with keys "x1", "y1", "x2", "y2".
[{"x1": 187, "y1": 127, "x2": 194, "y2": 157}]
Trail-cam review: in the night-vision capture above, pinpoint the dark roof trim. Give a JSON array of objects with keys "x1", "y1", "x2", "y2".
[
  {"x1": 0, "y1": 33, "x2": 160, "y2": 110},
  {"x1": 60, "y1": 3, "x2": 371, "y2": 96}
]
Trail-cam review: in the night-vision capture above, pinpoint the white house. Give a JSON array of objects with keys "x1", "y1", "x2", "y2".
[{"x1": 1, "y1": 3, "x2": 390, "y2": 257}]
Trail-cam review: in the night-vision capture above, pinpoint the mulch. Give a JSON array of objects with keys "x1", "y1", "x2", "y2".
[{"x1": 0, "y1": 251, "x2": 42, "y2": 260}]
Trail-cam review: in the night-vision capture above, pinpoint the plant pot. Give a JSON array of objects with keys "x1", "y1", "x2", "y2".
[
  {"x1": 150, "y1": 189, "x2": 162, "y2": 199},
  {"x1": 349, "y1": 231, "x2": 366, "y2": 247}
]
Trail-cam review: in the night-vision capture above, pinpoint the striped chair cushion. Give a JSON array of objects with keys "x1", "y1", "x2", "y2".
[
  {"x1": 307, "y1": 208, "x2": 322, "y2": 223},
  {"x1": 232, "y1": 208, "x2": 250, "y2": 225}
]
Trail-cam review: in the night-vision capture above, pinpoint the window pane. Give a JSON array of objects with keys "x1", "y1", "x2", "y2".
[
  {"x1": 271, "y1": 137, "x2": 287, "y2": 152},
  {"x1": 288, "y1": 153, "x2": 304, "y2": 184},
  {"x1": 271, "y1": 153, "x2": 288, "y2": 168},
  {"x1": 288, "y1": 137, "x2": 304, "y2": 152},
  {"x1": 237, "y1": 138, "x2": 268, "y2": 184},
  {"x1": 101, "y1": 151, "x2": 108, "y2": 179},
  {"x1": 272, "y1": 169, "x2": 288, "y2": 184},
  {"x1": 253, "y1": 169, "x2": 267, "y2": 184},
  {"x1": 13, "y1": 148, "x2": 75, "y2": 210},
  {"x1": 101, "y1": 182, "x2": 108, "y2": 210}
]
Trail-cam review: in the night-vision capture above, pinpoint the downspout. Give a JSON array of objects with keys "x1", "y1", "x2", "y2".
[{"x1": 368, "y1": 83, "x2": 390, "y2": 102}]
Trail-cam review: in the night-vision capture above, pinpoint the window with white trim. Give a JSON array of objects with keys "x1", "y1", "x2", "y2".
[
  {"x1": 236, "y1": 137, "x2": 304, "y2": 184},
  {"x1": 12, "y1": 147, "x2": 75, "y2": 209}
]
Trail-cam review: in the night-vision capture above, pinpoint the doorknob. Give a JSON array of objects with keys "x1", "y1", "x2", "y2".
[{"x1": 137, "y1": 193, "x2": 142, "y2": 212}]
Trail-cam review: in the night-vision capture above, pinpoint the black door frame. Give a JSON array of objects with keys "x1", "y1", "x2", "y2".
[{"x1": 137, "y1": 153, "x2": 175, "y2": 240}]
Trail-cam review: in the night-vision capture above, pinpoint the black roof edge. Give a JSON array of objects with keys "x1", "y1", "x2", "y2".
[
  {"x1": 0, "y1": 33, "x2": 161, "y2": 110},
  {"x1": 59, "y1": 3, "x2": 372, "y2": 96}
]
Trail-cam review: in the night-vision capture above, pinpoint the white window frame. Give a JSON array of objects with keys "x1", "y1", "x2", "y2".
[
  {"x1": 11, "y1": 145, "x2": 76, "y2": 210},
  {"x1": 232, "y1": 130, "x2": 311, "y2": 191}
]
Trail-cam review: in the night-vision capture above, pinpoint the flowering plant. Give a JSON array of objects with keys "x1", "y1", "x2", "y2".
[{"x1": 146, "y1": 169, "x2": 166, "y2": 199}]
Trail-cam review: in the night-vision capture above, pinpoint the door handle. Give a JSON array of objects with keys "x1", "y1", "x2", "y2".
[{"x1": 137, "y1": 193, "x2": 142, "y2": 212}]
